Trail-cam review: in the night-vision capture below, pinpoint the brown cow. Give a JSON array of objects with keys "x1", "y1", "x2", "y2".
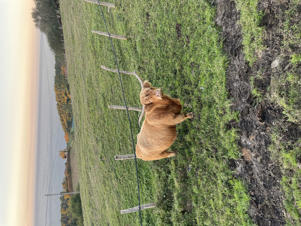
[{"x1": 136, "y1": 81, "x2": 193, "y2": 161}]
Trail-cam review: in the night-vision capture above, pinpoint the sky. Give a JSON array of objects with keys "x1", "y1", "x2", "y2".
[
  {"x1": 0, "y1": 0, "x2": 40, "y2": 225},
  {"x1": 34, "y1": 34, "x2": 66, "y2": 226}
]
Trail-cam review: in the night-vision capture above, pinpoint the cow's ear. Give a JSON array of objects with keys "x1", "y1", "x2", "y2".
[{"x1": 143, "y1": 81, "x2": 151, "y2": 88}]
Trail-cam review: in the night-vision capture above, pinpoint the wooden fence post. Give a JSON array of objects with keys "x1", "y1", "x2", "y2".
[
  {"x1": 84, "y1": 0, "x2": 115, "y2": 9},
  {"x1": 108, "y1": 105, "x2": 142, "y2": 112},
  {"x1": 100, "y1": 65, "x2": 145, "y2": 125},
  {"x1": 92, "y1": 31, "x2": 127, "y2": 40},
  {"x1": 107, "y1": 104, "x2": 144, "y2": 125},
  {"x1": 114, "y1": 154, "x2": 136, "y2": 160},
  {"x1": 120, "y1": 203, "x2": 156, "y2": 214},
  {"x1": 45, "y1": 191, "x2": 80, "y2": 197},
  {"x1": 100, "y1": 65, "x2": 143, "y2": 88},
  {"x1": 84, "y1": 0, "x2": 115, "y2": 8}
]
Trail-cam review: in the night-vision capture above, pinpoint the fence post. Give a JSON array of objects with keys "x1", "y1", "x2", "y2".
[
  {"x1": 114, "y1": 154, "x2": 136, "y2": 160},
  {"x1": 109, "y1": 105, "x2": 142, "y2": 112},
  {"x1": 45, "y1": 191, "x2": 80, "y2": 197},
  {"x1": 100, "y1": 65, "x2": 145, "y2": 125},
  {"x1": 120, "y1": 203, "x2": 156, "y2": 214},
  {"x1": 92, "y1": 31, "x2": 127, "y2": 40},
  {"x1": 84, "y1": 0, "x2": 115, "y2": 9},
  {"x1": 100, "y1": 65, "x2": 143, "y2": 88}
]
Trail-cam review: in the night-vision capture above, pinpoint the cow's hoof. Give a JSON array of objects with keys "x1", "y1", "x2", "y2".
[
  {"x1": 168, "y1": 152, "x2": 176, "y2": 158},
  {"x1": 186, "y1": 112, "x2": 194, "y2": 119}
]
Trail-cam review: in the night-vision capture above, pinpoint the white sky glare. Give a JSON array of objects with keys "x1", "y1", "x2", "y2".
[
  {"x1": 0, "y1": 0, "x2": 39, "y2": 225},
  {"x1": 0, "y1": 2, "x2": 21, "y2": 224}
]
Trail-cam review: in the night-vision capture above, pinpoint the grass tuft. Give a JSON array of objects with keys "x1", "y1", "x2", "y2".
[{"x1": 235, "y1": 0, "x2": 264, "y2": 65}]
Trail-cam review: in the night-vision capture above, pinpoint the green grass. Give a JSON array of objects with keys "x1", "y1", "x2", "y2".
[
  {"x1": 235, "y1": 0, "x2": 264, "y2": 65},
  {"x1": 269, "y1": 1, "x2": 301, "y2": 123},
  {"x1": 250, "y1": 72, "x2": 264, "y2": 104},
  {"x1": 60, "y1": 0, "x2": 252, "y2": 225},
  {"x1": 270, "y1": 71, "x2": 301, "y2": 123},
  {"x1": 291, "y1": 54, "x2": 301, "y2": 65},
  {"x1": 236, "y1": 0, "x2": 301, "y2": 223},
  {"x1": 265, "y1": 1, "x2": 301, "y2": 224},
  {"x1": 269, "y1": 135, "x2": 301, "y2": 225},
  {"x1": 235, "y1": 2, "x2": 301, "y2": 223}
]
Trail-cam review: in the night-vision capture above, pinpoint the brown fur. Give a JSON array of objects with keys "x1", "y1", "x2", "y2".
[{"x1": 136, "y1": 81, "x2": 193, "y2": 161}]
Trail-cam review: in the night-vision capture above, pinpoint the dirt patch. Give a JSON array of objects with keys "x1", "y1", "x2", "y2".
[{"x1": 215, "y1": 0, "x2": 301, "y2": 225}]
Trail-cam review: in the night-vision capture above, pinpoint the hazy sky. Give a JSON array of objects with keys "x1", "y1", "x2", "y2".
[
  {"x1": 0, "y1": 0, "x2": 39, "y2": 225},
  {"x1": 34, "y1": 34, "x2": 66, "y2": 226}
]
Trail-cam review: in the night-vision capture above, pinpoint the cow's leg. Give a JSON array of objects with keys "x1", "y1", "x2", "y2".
[
  {"x1": 141, "y1": 150, "x2": 176, "y2": 161},
  {"x1": 150, "y1": 112, "x2": 193, "y2": 126},
  {"x1": 171, "y1": 112, "x2": 193, "y2": 124},
  {"x1": 147, "y1": 110, "x2": 193, "y2": 128},
  {"x1": 161, "y1": 150, "x2": 176, "y2": 158},
  {"x1": 172, "y1": 98, "x2": 181, "y2": 105}
]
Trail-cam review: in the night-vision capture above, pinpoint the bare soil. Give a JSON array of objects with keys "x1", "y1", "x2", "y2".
[{"x1": 216, "y1": 0, "x2": 300, "y2": 225}]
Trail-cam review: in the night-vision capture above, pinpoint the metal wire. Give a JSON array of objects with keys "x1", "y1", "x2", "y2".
[{"x1": 95, "y1": 2, "x2": 143, "y2": 226}]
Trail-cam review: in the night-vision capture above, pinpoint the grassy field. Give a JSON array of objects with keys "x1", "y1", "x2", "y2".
[
  {"x1": 60, "y1": 0, "x2": 252, "y2": 225},
  {"x1": 60, "y1": 0, "x2": 301, "y2": 225}
]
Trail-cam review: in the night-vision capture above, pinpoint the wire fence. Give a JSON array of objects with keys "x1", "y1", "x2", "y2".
[{"x1": 88, "y1": 0, "x2": 148, "y2": 225}]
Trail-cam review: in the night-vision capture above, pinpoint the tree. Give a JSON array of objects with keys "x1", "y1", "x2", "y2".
[
  {"x1": 59, "y1": 149, "x2": 68, "y2": 159},
  {"x1": 70, "y1": 194, "x2": 84, "y2": 226},
  {"x1": 32, "y1": 0, "x2": 64, "y2": 57}
]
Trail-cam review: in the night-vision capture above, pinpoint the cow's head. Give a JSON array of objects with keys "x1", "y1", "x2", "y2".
[{"x1": 140, "y1": 81, "x2": 163, "y2": 105}]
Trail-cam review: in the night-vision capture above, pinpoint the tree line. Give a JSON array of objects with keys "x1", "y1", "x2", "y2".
[
  {"x1": 32, "y1": 0, "x2": 64, "y2": 61},
  {"x1": 32, "y1": 0, "x2": 73, "y2": 137}
]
